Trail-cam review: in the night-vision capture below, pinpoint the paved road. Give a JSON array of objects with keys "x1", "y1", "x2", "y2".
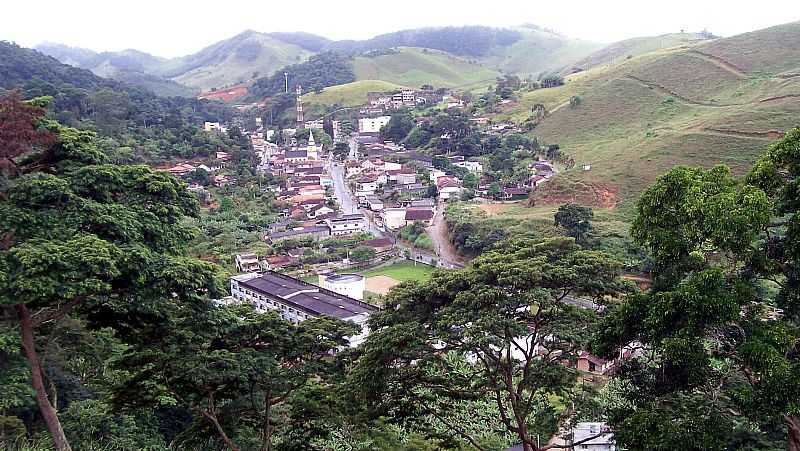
[
  {"x1": 328, "y1": 158, "x2": 464, "y2": 267},
  {"x1": 328, "y1": 159, "x2": 384, "y2": 237},
  {"x1": 329, "y1": 162, "x2": 358, "y2": 214}
]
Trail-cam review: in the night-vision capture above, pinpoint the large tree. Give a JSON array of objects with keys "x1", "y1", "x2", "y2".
[
  {"x1": 598, "y1": 129, "x2": 800, "y2": 450},
  {"x1": 351, "y1": 237, "x2": 627, "y2": 450},
  {"x1": 554, "y1": 204, "x2": 593, "y2": 245},
  {"x1": 116, "y1": 304, "x2": 355, "y2": 451},
  {"x1": 0, "y1": 94, "x2": 221, "y2": 451}
]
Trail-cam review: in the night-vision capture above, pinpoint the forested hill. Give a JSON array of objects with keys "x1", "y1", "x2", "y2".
[
  {"x1": 248, "y1": 51, "x2": 356, "y2": 99},
  {"x1": 35, "y1": 43, "x2": 197, "y2": 97},
  {"x1": 0, "y1": 41, "x2": 237, "y2": 163},
  {"x1": 326, "y1": 26, "x2": 523, "y2": 57}
]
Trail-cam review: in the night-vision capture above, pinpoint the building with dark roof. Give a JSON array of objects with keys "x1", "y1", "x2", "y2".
[
  {"x1": 229, "y1": 271, "x2": 379, "y2": 346},
  {"x1": 405, "y1": 208, "x2": 434, "y2": 223}
]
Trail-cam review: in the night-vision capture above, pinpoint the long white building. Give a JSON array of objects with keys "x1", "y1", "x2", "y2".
[{"x1": 230, "y1": 271, "x2": 379, "y2": 346}]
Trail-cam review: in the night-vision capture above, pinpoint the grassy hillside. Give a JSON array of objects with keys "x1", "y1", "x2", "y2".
[
  {"x1": 497, "y1": 21, "x2": 800, "y2": 213},
  {"x1": 353, "y1": 47, "x2": 499, "y2": 90},
  {"x1": 479, "y1": 25, "x2": 602, "y2": 76},
  {"x1": 157, "y1": 31, "x2": 313, "y2": 91},
  {"x1": 302, "y1": 80, "x2": 406, "y2": 109},
  {"x1": 568, "y1": 32, "x2": 713, "y2": 72}
]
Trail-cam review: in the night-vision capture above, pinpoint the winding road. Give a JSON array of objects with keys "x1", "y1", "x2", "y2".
[{"x1": 327, "y1": 157, "x2": 463, "y2": 267}]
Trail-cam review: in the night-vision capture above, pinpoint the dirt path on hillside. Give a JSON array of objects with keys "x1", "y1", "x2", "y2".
[
  {"x1": 624, "y1": 75, "x2": 736, "y2": 107},
  {"x1": 759, "y1": 93, "x2": 800, "y2": 103},
  {"x1": 684, "y1": 124, "x2": 784, "y2": 140},
  {"x1": 687, "y1": 50, "x2": 748, "y2": 78},
  {"x1": 426, "y1": 203, "x2": 466, "y2": 265}
]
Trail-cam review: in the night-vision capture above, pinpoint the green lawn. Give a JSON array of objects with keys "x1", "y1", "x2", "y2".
[
  {"x1": 302, "y1": 79, "x2": 406, "y2": 108},
  {"x1": 360, "y1": 261, "x2": 436, "y2": 282}
]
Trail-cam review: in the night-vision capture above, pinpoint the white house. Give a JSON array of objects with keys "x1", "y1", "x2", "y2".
[
  {"x1": 429, "y1": 169, "x2": 447, "y2": 183},
  {"x1": 356, "y1": 175, "x2": 378, "y2": 194},
  {"x1": 437, "y1": 176, "x2": 463, "y2": 200},
  {"x1": 325, "y1": 214, "x2": 368, "y2": 236},
  {"x1": 569, "y1": 422, "x2": 615, "y2": 451},
  {"x1": 358, "y1": 116, "x2": 391, "y2": 134},
  {"x1": 383, "y1": 208, "x2": 408, "y2": 230},
  {"x1": 235, "y1": 253, "x2": 262, "y2": 273},
  {"x1": 453, "y1": 160, "x2": 483, "y2": 174}
]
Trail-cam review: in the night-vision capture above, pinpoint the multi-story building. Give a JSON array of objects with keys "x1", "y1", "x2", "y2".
[
  {"x1": 325, "y1": 214, "x2": 367, "y2": 236},
  {"x1": 229, "y1": 271, "x2": 378, "y2": 346},
  {"x1": 358, "y1": 116, "x2": 391, "y2": 134}
]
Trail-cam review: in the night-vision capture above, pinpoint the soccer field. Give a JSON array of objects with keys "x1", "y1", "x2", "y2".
[{"x1": 359, "y1": 261, "x2": 436, "y2": 282}]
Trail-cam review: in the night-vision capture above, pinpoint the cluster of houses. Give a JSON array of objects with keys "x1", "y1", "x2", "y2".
[
  {"x1": 360, "y1": 88, "x2": 454, "y2": 115},
  {"x1": 160, "y1": 151, "x2": 233, "y2": 187}
]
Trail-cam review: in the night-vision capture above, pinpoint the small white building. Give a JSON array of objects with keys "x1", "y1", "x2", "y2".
[
  {"x1": 358, "y1": 116, "x2": 391, "y2": 134},
  {"x1": 569, "y1": 422, "x2": 615, "y2": 451},
  {"x1": 319, "y1": 273, "x2": 366, "y2": 301},
  {"x1": 453, "y1": 160, "x2": 483, "y2": 174},
  {"x1": 235, "y1": 253, "x2": 262, "y2": 273},
  {"x1": 383, "y1": 208, "x2": 408, "y2": 230}
]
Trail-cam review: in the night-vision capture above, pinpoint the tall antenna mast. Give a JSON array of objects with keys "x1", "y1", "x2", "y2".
[{"x1": 296, "y1": 84, "x2": 304, "y2": 129}]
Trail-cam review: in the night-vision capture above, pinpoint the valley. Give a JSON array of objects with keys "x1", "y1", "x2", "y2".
[{"x1": 2, "y1": 13, "x2": 800, "y2": 451}]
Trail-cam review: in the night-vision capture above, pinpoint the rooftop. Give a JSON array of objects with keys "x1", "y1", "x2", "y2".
[
  {"x1": 237, "y1": 271, "x2": 378, "y2": 320},
  {"x1": 270, "y1": 226, "x2": 329, "y2": 239}
]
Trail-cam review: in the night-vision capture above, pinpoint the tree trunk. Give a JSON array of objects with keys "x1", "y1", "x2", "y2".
[
  {"x1": 787, "y1": 415, "x2": 800, "y2": 451},
  {"x1": 200, "y1": 410, "x2": 240, "y2": 451},
  {"x1": 261, "y1": 393, "x2": 272, "y2": 451},
  {"x1": 16, "y1": 304, "x2": 72, "y2": 451}
]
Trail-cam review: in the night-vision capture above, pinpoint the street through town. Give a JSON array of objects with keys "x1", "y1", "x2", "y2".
[{"x1": 327, "y1": 157, "x2": 465, "y2": 267}]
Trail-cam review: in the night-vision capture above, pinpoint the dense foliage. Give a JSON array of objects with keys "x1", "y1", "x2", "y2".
[
  {"x1": 0, "y1": 41, "x2": 237, "y2": 162},
  {"x1": 353, "y1": 237, "x2": 628, "y2": 450},
  {"x1": 327, "y1": 26, "x2": 522, "y2": 57},
  {"x1": 597, "y1": 129, "x2": 800, "y2": 451},
  {"x1": 248, "y1": 52, "x2": 355, "y2": 100}
]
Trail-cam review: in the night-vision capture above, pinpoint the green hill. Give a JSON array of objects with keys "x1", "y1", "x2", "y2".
[
  {"x1": 157, "y1": 31, "x2": 314, "y2": 91},
  {"x1": 497, "y1": 21, "x2": 800, "y2": 212},
  {"x1": 36, "y1": 44, "x2": 196, "y2": 97},
  {"x1": 302, "y1": 80, "x2": 406, "y2": 108},
  {"x1": 567, "y1": 32, "x2": 714, "y2": 72},
  {"x1": 479, "y1": 25, "x2": 602, "y2": 76},
  {"x1": 353, "y1": 47, "x2": 499, "y2": 90}
]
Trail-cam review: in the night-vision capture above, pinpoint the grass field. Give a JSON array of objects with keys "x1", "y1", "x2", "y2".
[
  {"x1": 497, "y1": 21, "x2": 800, "y2": 210},
  {"x1": 353, "y1": 47, "x2": 499, "y2": 89},
  {"x1": 360, "y1": 261, "x2": 436, "y2": 282},
  {"x1": 302, "y1": 80, "x2": 405, "y2": 108}
]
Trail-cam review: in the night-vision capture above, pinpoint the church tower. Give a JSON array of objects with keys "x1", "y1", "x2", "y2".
[
  {"x1": 296, "y1": 84, "x2": 305, "y2": 129},
  {"x1": 306, "y1": 129, "x2": 318, "y2": 160}
]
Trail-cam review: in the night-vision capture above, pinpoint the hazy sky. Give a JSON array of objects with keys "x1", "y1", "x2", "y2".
[{"x1": 4, "y1": 0, "x2": 799, "y2": 57}]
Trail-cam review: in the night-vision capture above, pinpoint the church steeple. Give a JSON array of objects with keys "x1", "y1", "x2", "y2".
[{"x1": 307, "y1": 130, "x2": 315, "y2": 146}]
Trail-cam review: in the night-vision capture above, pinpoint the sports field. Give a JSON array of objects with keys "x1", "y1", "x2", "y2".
[{"x1": 360, "y1": 261, "x2": 437, "y2": 295}]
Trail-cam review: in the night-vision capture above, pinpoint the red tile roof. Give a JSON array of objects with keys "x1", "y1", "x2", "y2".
[{"x1": 405, "y1": 209, "x2": 434, "y2": 221}]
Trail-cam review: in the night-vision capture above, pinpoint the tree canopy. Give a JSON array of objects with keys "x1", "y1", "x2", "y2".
[
  {"x1": 597, "y1": 129, "x2": 800, "y2": 451},
  {"x1": 352, "y1": 237, "x2": 627, "y2": 451}
]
